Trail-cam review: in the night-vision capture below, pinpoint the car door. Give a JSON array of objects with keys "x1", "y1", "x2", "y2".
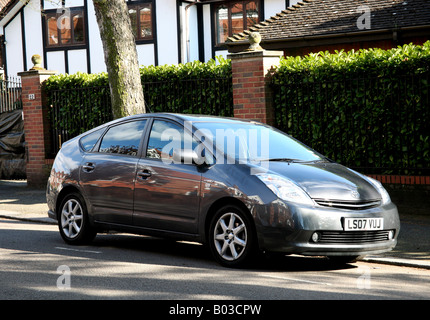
[
  {"x1": 133, "y1": 118, "x2": 202, "y2": 234},
  {"x1": 80, "y1": 119, "x2": 148, "y2": 225}
]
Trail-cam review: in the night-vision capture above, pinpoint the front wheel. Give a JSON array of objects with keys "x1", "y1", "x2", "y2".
[
  {"x1": 208, "y1": 205, "x2": 257, "y2": 268},
  {"x1": 58, "y1": 193, "x2": 96, "y2": 245}
]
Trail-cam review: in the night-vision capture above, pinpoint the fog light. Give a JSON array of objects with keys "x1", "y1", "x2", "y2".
[
  {"x1": 388, "y1": 230, "x2": 394, "y2": 240},
  {"x1": 311, "y1": 232, "x2": 321, "y2": 243}
]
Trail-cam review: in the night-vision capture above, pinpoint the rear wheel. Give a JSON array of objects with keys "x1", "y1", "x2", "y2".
[
  {"x1": 58, "y1": 193, "x2": 96, "y2": 245},
  {"x1": 208, "y1": 205, "x2": 257, "y2": 268}
]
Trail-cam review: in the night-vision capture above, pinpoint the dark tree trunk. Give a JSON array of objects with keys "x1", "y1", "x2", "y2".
[{"x1": 92, "y1": 0, "x2": 146, "y2": 119}]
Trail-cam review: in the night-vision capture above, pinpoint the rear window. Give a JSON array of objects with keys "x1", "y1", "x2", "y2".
[{"x1": 80, "y1": 128, "x2": 104, "y2": 152}]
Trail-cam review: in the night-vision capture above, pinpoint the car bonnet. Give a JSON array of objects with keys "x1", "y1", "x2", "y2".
[{"x1": 265, "y1": 161, "x2": 382, "y2": 202}]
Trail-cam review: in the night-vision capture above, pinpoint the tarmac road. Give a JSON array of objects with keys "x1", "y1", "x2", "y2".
[
  {"x1": 1, "y1": 218, "x2": 430, "y2": 300},
  {"x1": 1, "y1": 179, "x2": 430, "y2": 270}
]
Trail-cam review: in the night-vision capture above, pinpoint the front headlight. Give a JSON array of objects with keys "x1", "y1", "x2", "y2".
[
  {"x1": 366, "y1": 177, "x2": 391, "y2": 205},
  {"x1": 256, "y1": 173, "x2": 314, "y2": 205}
]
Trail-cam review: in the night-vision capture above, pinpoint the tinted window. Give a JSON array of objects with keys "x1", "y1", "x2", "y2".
[
  {"x1": 80, "y1": 128, "x2": 104, "y2": 152},
  {"x1": 99, "y1": 120, "x2": 147, "y2": 156},
  {"x1": 146, "y1": 120, "x2": 198, "y2": 160}
]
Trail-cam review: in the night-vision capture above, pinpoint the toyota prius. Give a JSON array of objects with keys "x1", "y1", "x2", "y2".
[{"x1": 46, "y1": 113, "x2": 400, "y2": 267}]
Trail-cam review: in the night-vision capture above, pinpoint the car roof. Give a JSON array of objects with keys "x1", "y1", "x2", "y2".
[
  {"x1": 66, "y1": 112, "x2": 270, "y2": 148},
  {"x1": 108, "y1": 112, "x2": 259, "y2": 125},
  {"x1": 78, "y1": 113, "x2": 265, "y2": 140}
]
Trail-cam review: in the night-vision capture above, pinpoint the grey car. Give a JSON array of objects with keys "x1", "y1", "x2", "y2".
[{"x1": 46, "y1": 113, "x2": 400, "y2": 267}]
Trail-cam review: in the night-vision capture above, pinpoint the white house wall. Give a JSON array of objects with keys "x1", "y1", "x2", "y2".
[
  {"x1": 136, "y1": 43, "x2": 155, "y2": 67},
  {"x1": 202, "y1": 4, "x2": 212, "y2": 62},
  {"x1": 65, "y1": 0, "x2": 84, "y2": 8},
  {"x1": 46, "y1": 51, "x2": 65, "y2": 74},
  {"x1": 265, "y1": 0, "x2": 299, "y2": 19},
  {"x1": 24, "y1": 0, "x2": 43, "y2": 73},
  {"x1": 265, "y1": 0, "x2": 285, "y2": 19},
  {"x1": 44, "y1": 0, "x2": 84, "y2": 9},
  {"x1": 4, "y1": 13, "x2": 23, "y2": 77},
  {"x1": 156, "y1": 0, "x2": 179, "y2": 65},
  {"x1": 178, "y1": 2, "x2": 199, "y2": 64},
  {"x1": 188, "y1": 5, "x2": 199, "y2": 63},
  {"x1": 67, "y1": 49, "x2": 87, "y2": 74},
  {"x1": 87, "y1": 0, "x2": 105, "y2": 73}
]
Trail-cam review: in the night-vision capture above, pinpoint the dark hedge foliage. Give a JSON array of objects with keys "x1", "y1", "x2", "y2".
[
  {"x1": 44, "y1": 57, "x2": 232, "y2": 142},
  {"x1": 271, "y1": 41, "x2": 430, "y2": 175}
]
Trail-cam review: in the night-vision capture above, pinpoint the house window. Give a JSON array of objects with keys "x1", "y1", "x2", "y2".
[
  {"x1": 128, "y1": 1, "x2": 153, "y2": 41},
  {"x1": 45, "y1": 8, "x2": 86, "y2": 47},
  {"x1": 214, "y1": 0, "x2": 260, "y2": 45}
]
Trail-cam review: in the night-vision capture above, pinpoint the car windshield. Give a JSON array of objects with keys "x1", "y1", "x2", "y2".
[{"x1": 191, "y1": 121, "x2": 324, "y2": 163}]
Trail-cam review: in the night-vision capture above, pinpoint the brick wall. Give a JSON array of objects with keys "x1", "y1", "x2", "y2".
[
  {"x1": 229, "y1": 50, "x2": 283, "y2": 126},
  {"x1": 18, "y1": 69, "x2": 56, "y2": 187}
]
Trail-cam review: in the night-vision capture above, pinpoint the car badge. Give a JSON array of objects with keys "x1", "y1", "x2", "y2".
[{"x1": 351, "y1": 191, "x2": 360, "y2": 199}]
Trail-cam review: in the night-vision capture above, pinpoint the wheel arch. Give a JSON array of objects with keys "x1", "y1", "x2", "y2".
[
  {"x1": 203, "y1": 197, "x2": 258, "y2": 245},
  {"x1": 55, "y1": 185, "x2": 85, "y2": 219}
]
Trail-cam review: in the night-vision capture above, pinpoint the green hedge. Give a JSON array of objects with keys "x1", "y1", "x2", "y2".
[
  {"x1": 138, "y1": 56, "x2": 232, "y2": 115},
  {"x1": 271, "y1": 41, "x2": 430, "y2": 175},
  {"x1": 44, "y1": 56, "x2": 232, "y2": 144},
  {"x1": 44, "y1": 56, "x2": 231, "y2": 91}
]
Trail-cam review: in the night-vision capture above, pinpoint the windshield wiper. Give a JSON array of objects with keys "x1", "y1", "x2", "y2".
[
  {"x1": 256, "y1": 158, "x2": 300, "y2": 163},
  {"x1": 256, "y1": 158, "x2": 329, "y2": 163}
]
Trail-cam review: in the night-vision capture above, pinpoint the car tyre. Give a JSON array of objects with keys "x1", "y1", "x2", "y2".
[
  {"x1": 58, "y1": 192, "x2": 96, "y2": 245},
  {"x1": 208, "y1": 205, "x2": 257, "y2": 268}
]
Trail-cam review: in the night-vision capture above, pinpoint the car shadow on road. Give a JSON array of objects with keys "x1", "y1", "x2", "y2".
[{"x1": 89, "y1": 232, "x2": 357, "y2": 272}]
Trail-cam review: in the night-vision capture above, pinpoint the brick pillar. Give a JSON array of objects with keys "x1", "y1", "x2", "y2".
[
  {"x1": 18, "y1": 67, "x2": 57, "y2": 188},
  {"x1": 228, "y1": 49, "x2": 283, "y2": 125}
]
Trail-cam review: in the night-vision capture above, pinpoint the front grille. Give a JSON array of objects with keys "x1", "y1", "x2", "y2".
[
  {"x1": 315, "y1": 230, "x2": 394, "y2": 244},
  {"x1": 315, "y1": 199, "x2": 381, "y2": 210}
]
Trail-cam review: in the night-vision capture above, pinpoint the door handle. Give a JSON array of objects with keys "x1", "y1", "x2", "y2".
[
  {"x1": 82, "y1": 163, "x2": 95, "y2": 173},
  {"x1": 137, "y1": 170, "x2": 152, "y2": 179}
]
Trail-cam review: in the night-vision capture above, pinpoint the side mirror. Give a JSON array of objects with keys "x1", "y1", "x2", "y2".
[{"x1": 173, "y1": 149, "x2": 202, "y2": 165}]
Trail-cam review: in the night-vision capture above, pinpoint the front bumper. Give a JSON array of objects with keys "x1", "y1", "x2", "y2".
[{"x1": 255, "y1": 200, "x2": 400, "y2": 256}]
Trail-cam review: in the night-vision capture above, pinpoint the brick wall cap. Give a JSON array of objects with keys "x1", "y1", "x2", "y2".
[
  {"x1": 18, "y1": 70, "x2": 58, "y2": 77},
  {"x1": 228, "y1": 50, "x2": 284, "y2": 60}
]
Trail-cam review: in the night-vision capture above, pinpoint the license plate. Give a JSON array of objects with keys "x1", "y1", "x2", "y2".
[{"x1": 344, "y1": 218, "x2": 383, "y2": 231}]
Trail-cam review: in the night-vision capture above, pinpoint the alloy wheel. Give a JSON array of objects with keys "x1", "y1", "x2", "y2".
[
  {"x1": 60, "y1": 198, "x2": 84, "y2": 239},
  {"x1": 213, "y1": 212, "x2": 248, "y2": 261}
]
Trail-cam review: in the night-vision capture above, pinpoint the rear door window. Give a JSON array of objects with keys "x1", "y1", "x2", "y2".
[{"x1": 98, "y1": 120, "x2": 147, "y2": 156}]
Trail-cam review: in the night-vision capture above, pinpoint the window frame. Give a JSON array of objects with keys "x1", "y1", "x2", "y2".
[
  {"x1": 213, "y1": 0, "x2": 261, "y2": 47},
  {"x1": 126, "y1": 0, "x2": 155, "y2": 44},
  {"x1": 44, "y1": 6, "x2": 87, "y2": 49}
]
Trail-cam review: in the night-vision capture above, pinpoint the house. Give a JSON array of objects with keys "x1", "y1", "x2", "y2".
[
  {"x1": 225, "y1": 0, "x2": 430, "y2": 55},
  {"x1": 0, "y1": 0, "x2": 300, "y2": 77}
]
